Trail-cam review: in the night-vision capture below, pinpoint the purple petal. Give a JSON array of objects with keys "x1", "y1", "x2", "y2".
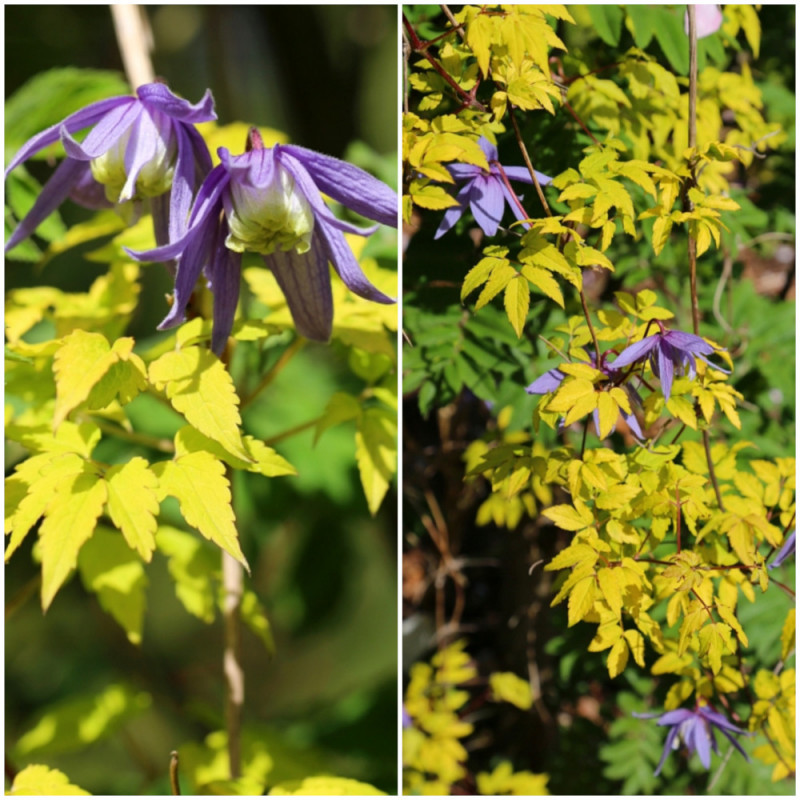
[
  {"x1": 498, "y1": 165, "x2": 552, "y2": 186},
  {"x1": 655, "y1": 709, "x2": 695, "y2": 726},
  {"x1": 5, "y1": 158, "x2": 86, "y2": 252},
  {"x1": 127, "y1": 163, "x2": 230, "y2": 261},
  {"x1": 656, "y1": 343, "x2": 675, "y2": 400},
  {"x1": 663, "y1": 329, "x2": 715, "y2": 355},
  {"x1": 686, "y1": 717, "x2": 712, "y2": 769},
  {"x1": 433, "y1": 182, "x2": 473, "y2": 240},
  {"x1": 149, "y1": 194, "x2": 176, "y2": 276},
  {"x1": 526, "y1": 368, "x2": 565, "y2": 394},
  {"x1": 447, "y1": 163, "x2": 483, "y2": 181},
  {"x1": 68, "y1": 164, "x2": 113, "y2": 210},
  {"x1": 60, "y1": 100, "x2": 140, "y2": 161},
  {"x1": 469, "y1": 175, "x2": 505, "y2": 237},
  {"x1": 167, "y1": 123, "x2": 204, "y2": 244},
  {"x1": 136, "y1": 84, "x2": 217, "y2": 123},
  {"x1": 158, "y1": 212, "x2": 219, "y2": 330},
  {"x1": 654, "y1": 725, "x2": 680, "y2": 776},
  {"x1": 280, "y1": 144, "x2": 397, "y2": 228},
  {"x1": 120, "y1": 109, "x2": 164, "y2": 201},
  {"x1": 499, "y1": 180, "x2": 531, "y2": 229},
  {"x1": 478, "y1": 136, "x2": 498, "y2": 162},
  {"x1": 622, "y1": 409, "x2": 644, "y2": 440},
  {"x1": 769, "y1": 531, "x2": 796, "y2": 569},
  {"x1": 4, "y1": 96, "x2": 128, "y2": 178},
  {"x1": 610, "y1": 335, "x2": 660, "y2": 369},
  {"x1": 206, "y1": 219, "x2": 243, "y2": 355},
  {"x1": 315, "y1": 216, "x2": 395, "y2": 305},
  {"x1": 264, "y1": 235, "x2": 334, "y2": 342}
]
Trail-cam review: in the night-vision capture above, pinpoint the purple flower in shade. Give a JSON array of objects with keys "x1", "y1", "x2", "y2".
[
  {"x1": 434, "y1": 136, "x2": 551, "y2": 240},
  {"x1": 5, "y1": 83, "x2": 216, "y2": 256},
  {"x1": 611, "y1": 326, "x2": 728, "y2": 401},
  {"x1": 634, "y1": 704, "x2": 749, "y2": 776},
  {"x1": 769, "y1": 530, "x2": 795, "y2": 569},
  {"x1": 127, "y1": 128, "x2": 396, "y2": 355},
  {"x1": 526, "y1": 353, "x2": 644, "y2": 439},
  {"x1": 685, "y1": 5, "x2": 724, "y2": 39}
]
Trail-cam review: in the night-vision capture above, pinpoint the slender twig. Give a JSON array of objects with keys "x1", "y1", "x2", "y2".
[
  {"x1": 686, "y1": 7, "x2": 725, "y2": 512},
  {"x1": 261, "y1": 416, "x2": 322, "y2": 447},
  {"x1": 169, "y1": 750, "x2": 181, "y2": 795},
  {"x1": 491, "y1": 161, "x2": 530, "y2": 223},
  {"x1": 440, "y1": 4, "x2": 466, "y2": 40},
  {"x1": 403, "y1": 14, "x2": 487, "y2": 111},
  {"x1": 508, "y1": 106, "x2": 552, "y2": 217},
  {"x1": 86, "y1": 416, "x2": 175, "y2": 454},
  {"x1": 579, "y1": 288, "x2": 602, "y2": 365},
  {"x1": 222, "y1": 544, "x2": 244, "y2": 779},
  {"x1": 240, "y1": 338, "x2": 305, "y2": 411},
  {"x1": 110, "y1": 5, "x2": 155, "y2": 88}
]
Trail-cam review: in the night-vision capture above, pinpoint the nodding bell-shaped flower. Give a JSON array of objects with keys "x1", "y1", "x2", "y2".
[
  {"x1": 126, "y1": 128, "x2": 397, "y2": 355},
  {"x1": 5, "y1": 82, "x2": 216, "y2": 255}
]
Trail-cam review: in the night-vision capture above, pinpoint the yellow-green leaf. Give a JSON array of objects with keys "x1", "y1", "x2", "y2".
[
  {"x1": 39, "y1": 466, "x2": 107, "y2": 610},
  {"x1": 149, "y1": 347, "x2": 251, "y2": 463},
  {"x1": 520, "y1": 264, "x2": 564, "y2": 307},
  {"x1": 104, "y1": 458, "x2": 159, "y2": 562},
  {"x1": 489, "y1": 672, "x2": 533, "y2": 710},
  {"x1": 355, "y1": 407, "x2": 396, "y2": 516},
  {"x1": 78, "y1": 526, "x2": 148, "y2": 645},
  {"x1": 154, "y1": 452, "x2": 248, "y2": 570},
  {"x1": 504, "y1": 275, "x2": 530, "y2": 338},
  {"x1": 595, "y1": 392, "x2": 618, "y2": 439},
  {"x1": 269, "y1": 777, "x2": 385, "y2": 796},
  {"x1": 781, "y1": 609, "x2": 795, "y2": 662},
  {"x1": 543, "y1": 503, "x2": 594, "y2": 532},
  {"x1": 8, "y1": 765, "x2": 90, "y2": 796},
  {"x1": 607, "y1": 634, "x2": 629, "y2": 678},
  {"x1": 568, "y1": 575, "x2": 597, "y2": 626}
]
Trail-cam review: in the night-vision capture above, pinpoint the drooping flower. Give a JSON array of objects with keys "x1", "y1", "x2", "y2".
[
  {"x1": 611, "y1": 325, "x2": 728, "y2": 401},
  {"x1": 634, "y1": 704, "x2": 749, "y2": 776},
  {"x1": 769, "y1": 530, "x2": 796, "y2": 569},
  {"x1": 685, "y1": 5, "x2": 724, "y2": 39},
  {"x1": 126, "y1": 128, "x2": 396, "y2": 354},
  {"x1": 526, "y1": 351, "x2": 644, "y2": 439},
  {"x1": 5, "y1": 82, "x2": 216, "y2": 255},
  {"x1": 434, "y1": 136, "x2": 551, "y2": 240}
]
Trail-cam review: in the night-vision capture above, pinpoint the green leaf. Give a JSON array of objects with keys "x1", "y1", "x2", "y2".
[
  {"x1": 355, "y1": 406, "x2": 396, "y2": 516},
  {"x1": 153, "y1": 452, "x2": 249, "y2": 570},
  {"x1": 39, "y1": 465, "x2": 107, "y2": 610},
  {"x1": 588, "y1": 4, "x2": 624, "y2": 46},
  {"x1": 654, "y1": 8, "x2": 690, "y2": 75},
  {"x1": 77, "y1": 526, "x2": 148, "y2": 645},
  {"x1": 241, "y1": 589, "x2": 275, "y2": 655},
  {"x1": 149, "y1": 346, "x2": 251, "y2": 463},
  {"x1": 13, "y1": 684, "x2": 150, "y2": 759},
  {"x1": 7, "y1": 765, "x2": 90, "y2": 796},
  {"x1": 626, "y1": 5, "x2": 658, "y2": 48},
  {"x1": 104, "y1": 458, "x2": 159, "y2": 561}
]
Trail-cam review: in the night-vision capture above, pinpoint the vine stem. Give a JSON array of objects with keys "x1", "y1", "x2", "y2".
[
  {"x1": 686, "y1": 6, "x2": 725, "y2": 512},
  {"x1": 110, "y1": 5, "x2": 155, "y2": 88},
  {"x1": 508, "y1": 106, "x2": 551, "y2": 217},
  {"x1": 222, "y1": 546, "x2": 244, "y2": 779},
  {"x1": 240, "y1": 337, "x2": 305, "y2": 411},
  {"x1": 169, "y1": 750, "x2": 181, "y2": 795}
]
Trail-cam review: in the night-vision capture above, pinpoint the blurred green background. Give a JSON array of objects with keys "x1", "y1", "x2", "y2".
[{"x1": 5, "y1": 4, "x2": 399, "y2": 795}]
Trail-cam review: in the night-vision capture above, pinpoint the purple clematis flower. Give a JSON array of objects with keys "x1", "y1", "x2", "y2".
[
  {"x1": 434, "y1": 136, "x2": 551, "y2": 240},
  {"x1": 611, "y1": 324, "x2": 728, "y2": 401},
  {"x1": 526, "y1": 351, "x2": 644, "y2": 439},
  {"x1": 634, "y1": 704, "x2": 749, "y2": 776},
  {"x1": 126, "y1": 128, "x2": 396, "y2": 354},
  {"x1": 5, "y1": 82, "x2": 216, "y2": 257},
  {"x1": 769, "y1": 530, "x2": 795, "y2": 569}
]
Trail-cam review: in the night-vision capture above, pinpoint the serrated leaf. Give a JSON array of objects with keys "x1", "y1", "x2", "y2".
[
  {"x1": 543, "y1": 503, "x2": 594, "y2": 532},
  {"x1": 355, "y1": 407, "x2": 396, "y2": 516},
  {"x1": 149, "y1": 347, "x2": 251, "y2": 463},
  {"x1": 568, "y1": 575, "x2": 597, "y2": 626},
  {"x1": 595, "y1": 392, "x2": 618, "y2": 439},
  {"x1": 623, "y1": 629, "x2": 646, "y2": 667},
  {"x1": 104, "y1": 458, "x2": 159, "y2": 562},
  {"x1": 39, "y1": 466, "x2": 107, "y2": 610},
  {"x1": 269, "y1": 777, "x2": 386, "y2": 796},
  {"x1": 607, "y1": 636, "x2": 629, "y2": 678},
  {"x1": 520, "y1": 264, "x2": 564, "y2": 307},
  {"x1": 7, "y1": 765, "x2": 90, "y2": 796},
  {"x1": 503, "y1": 275, "x2": 530, "y2": 338},
  {"x1": 597, "y1": 567, "x2": 623, "y2": 615},
  {"x1": 154, "y1": 452, "x2": 248, "y2": 570},
  {"x1": 53, "y1": 331, "x2": 130, "y2": 427},
  {"x1": 77, "y1": 526, "x2": 148, "y2": 645},
  {"x1": 315, "y1": 392, "x2": 362, "y2": 443}
]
